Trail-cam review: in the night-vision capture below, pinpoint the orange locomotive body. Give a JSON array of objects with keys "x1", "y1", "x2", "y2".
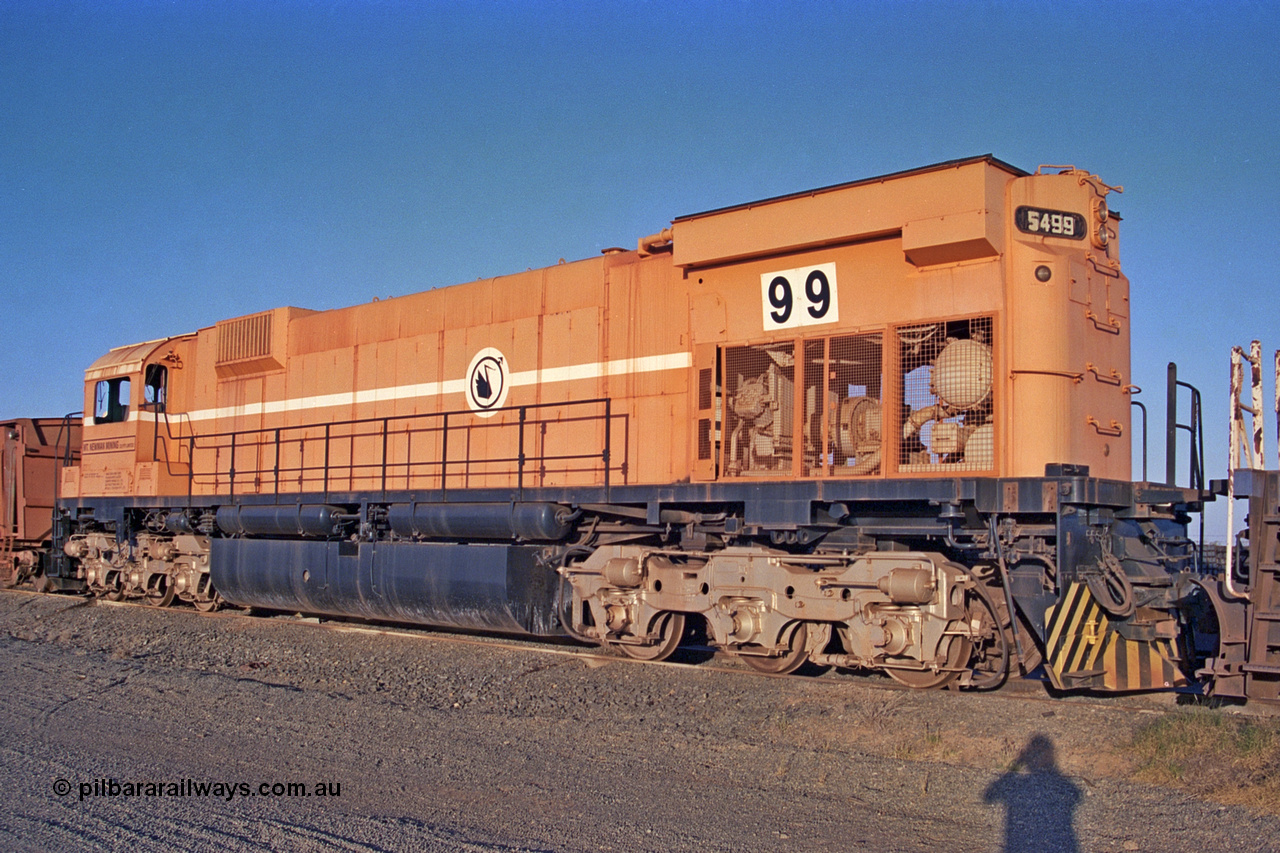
[
  {"x1": 69, "y1": 156, "x2": 1130, "y2": 497},
  {"x1": 52, "y1": 156, "x2": 1214, "y2": 693}
]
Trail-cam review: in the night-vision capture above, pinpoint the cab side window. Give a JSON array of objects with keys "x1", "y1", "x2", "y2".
[
  {"x1": 93, "y1": 378, "x2": 131, "y2": 424},
  {"x1": 144, "y1": 364, "x2": 167, "y2": 413}
]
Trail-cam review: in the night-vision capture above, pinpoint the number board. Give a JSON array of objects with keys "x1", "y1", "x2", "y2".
[
  {"x1": 1015, "y1": 206, "x2": 1086, "y2": 240},
  {"x1": 760, "y1": 262, "x2": 839, "y2": 331}
]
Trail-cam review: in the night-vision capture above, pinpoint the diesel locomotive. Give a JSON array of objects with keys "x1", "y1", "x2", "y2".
[{"x1": 12, "y1": 155, "x2": 1279, "y2": 700}]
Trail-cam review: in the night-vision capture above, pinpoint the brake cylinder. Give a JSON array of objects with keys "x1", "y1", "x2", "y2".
[
  {"x1": 603, "y1": 557, "x2": 643, "y2": 588},
  {"x1": 877, "y1": 567, "x2": 936, "y2": 605}
]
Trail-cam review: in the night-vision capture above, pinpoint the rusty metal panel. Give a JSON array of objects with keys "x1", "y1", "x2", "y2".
[
  {"x1": 634, "y1": 395, "x2": 680, "y2": 484},
  {"x1": 289, "y1": 306, "x2": 354, "y2": 357},
  {"x1": 1042, "y1": 481, "x2": 1060, "y2": 513},
  {"x1": 2, "y1": 419, "x2": 80, "y2": 543},
  {"x1": 690, "y1": 290, "x2": 727, "y2": 344},
  {"x1": 542, "y1": 257, "x2": 606, "y2": 314},
  {"x1": 443, "y1": 275, "x2": 495, "y2": 330},
  {"x1": 1002, "y1": 481, "x2": 1019, "y2": 513},
  {"x1": 59, "y1": 465, "x2": 79, "y2": 500},
  {"x1": 352, "y1": 296, "x2": 406, "y2": 344},
  {"x1": 397, "y1": 287, "x2": 448, "y2": 339},
  {"x1": 538, "y1": 306, "x2": 604, "y2": 400},
  {"x1": 492, "y1": 267, "x2": 545, "y2": 324}
]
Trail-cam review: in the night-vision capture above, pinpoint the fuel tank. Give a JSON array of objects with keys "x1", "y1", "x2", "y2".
[
  {"x1": 210, "y1": 538, "x2": 566, "y2": 637},
  {"x1": 215, "y1": 504, "x2": 348, "y2": 538},
  {"x1": 386, "y1": 501, "x2": 574, "y2": 541}
]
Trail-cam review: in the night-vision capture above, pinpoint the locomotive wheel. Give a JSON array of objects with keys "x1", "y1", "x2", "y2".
[
  {"x1": 616, "y1": 612, "x2": 686, "y2": 662},
  {"x1": 0, "y1": 562, "x2": 21, "y2": 589},
  {"x1": 192, "y1": 592, "x2": 222, "y2": 613},
  {"x1": 143, "y1": 576, "x2": 176, "y2": 608},
  {"x1": 741, "y1": 621, "x2": 810, "y2": 675},
  {"x1": 885, "y1": 633, "x2": 972, "y2": 689},
  {"x1": 100, "y1": 587, "x2": 125, "y2": 602},
  {"x1": 965, "y1": 585, "x2": 1010, "y2": 691}
]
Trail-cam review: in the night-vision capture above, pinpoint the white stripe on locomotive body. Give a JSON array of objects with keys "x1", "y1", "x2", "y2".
[{"x1": 112, "y1": 350, "x2": 693, "y2": 425}]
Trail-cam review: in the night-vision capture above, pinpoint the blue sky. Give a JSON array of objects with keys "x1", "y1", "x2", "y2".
[{"x1": 2, "y1": 1, "x2": 1277, "y2": 532}]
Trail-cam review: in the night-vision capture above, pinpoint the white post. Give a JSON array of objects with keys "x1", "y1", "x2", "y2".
[
  {"x1": 1252, "y1": 340, "x2": 1266, "y2": 470},
  {"x1": 1224, "y1": 347, "x2": 1248, "y2": 599}
]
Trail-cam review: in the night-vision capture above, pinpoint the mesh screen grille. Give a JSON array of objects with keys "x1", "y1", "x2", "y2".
[
  {"x1": 897, "y1": 316, "x2": 994, "y2": 472},
  {"x1": 723, "y1": 342, "x2": 795, "y2": 476},
  {"x1": 697, "y1": 419, "x2": 712, "y2": 460}
]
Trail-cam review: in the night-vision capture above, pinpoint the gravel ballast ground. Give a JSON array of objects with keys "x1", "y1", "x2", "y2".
[{"x1": 1, "y1": 589, "x2": 1276, "y2": 852}]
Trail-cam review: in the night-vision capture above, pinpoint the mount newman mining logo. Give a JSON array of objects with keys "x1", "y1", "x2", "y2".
[{"x1": 465, "y1": 347, "x2": 509, "y2": 417}]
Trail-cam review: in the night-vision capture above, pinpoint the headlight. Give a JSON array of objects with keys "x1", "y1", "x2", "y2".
[{"x1": 1092, "y1": 221, "x2": 1110, "y2": 249}]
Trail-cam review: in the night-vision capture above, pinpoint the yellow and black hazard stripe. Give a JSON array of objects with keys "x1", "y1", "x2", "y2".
[{"x1": 1043, "y1": 582, "x2": 1185, "y2": 691}]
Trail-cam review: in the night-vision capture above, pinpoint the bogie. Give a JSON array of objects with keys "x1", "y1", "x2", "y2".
[{"x1": 563, "y1": 542, "x2": 1015, "y2": 687}]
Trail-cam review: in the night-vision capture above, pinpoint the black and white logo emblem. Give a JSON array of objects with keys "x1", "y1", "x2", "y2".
[{"x1": 465, "y1": 347, "x2": 510, "y2": 417}]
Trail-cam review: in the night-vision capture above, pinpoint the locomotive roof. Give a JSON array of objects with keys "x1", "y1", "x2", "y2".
[
  {"x1": 673, "y1": 154, "x2": 1026, "y2": 223},
  {"x1": 84, "y1": 338, "x2": 175, "y2": 381}
]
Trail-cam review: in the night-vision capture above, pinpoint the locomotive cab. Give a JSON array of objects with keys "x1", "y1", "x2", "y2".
[{"x1": 66, "y1": 335, "x2": 196, "y2": 501}]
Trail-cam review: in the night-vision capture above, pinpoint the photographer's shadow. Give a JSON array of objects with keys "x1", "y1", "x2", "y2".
[{"x1": 984, "y1": 733, "x2": 1081, "y2": 853}]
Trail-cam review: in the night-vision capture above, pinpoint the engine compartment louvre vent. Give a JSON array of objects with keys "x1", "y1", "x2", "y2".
[
  {"x1": 218, "y1": 312, "x2": 273, "y2": 364},
  {"x1": 215, "y1": 310, "x2": 284, "y2": 376}
]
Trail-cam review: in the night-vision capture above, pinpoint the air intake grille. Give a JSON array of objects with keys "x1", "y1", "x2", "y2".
[
  {"x1": 217, "y1": 313, "x2": 273, "y2": 364},
  {"x1": 697, "y1": 419, "x2": 712, "y2": 460}
]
